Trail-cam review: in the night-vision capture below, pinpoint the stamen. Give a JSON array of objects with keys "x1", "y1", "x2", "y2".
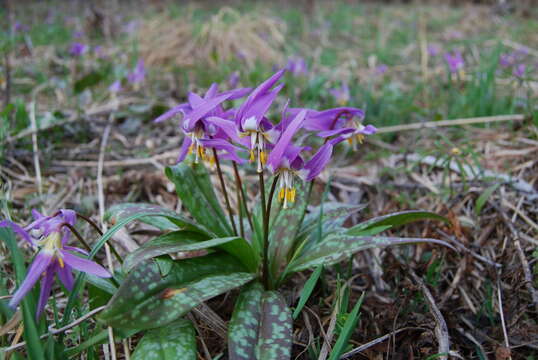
[
  {"x1": 260, "y1": 151, "x2": 267, "y2": 165},
  {"x1": 279, "y1": 188, "x2": 285, "y2": 201},
  {"x1": 249, "y1": 150, "x2": 255, "y2": 162},
  {"x1": 356, "y1": 134, "x2": 365, "y2": 144},
  {"x1": 58, "y1": 256, "x2": 65, "y2": 268}
]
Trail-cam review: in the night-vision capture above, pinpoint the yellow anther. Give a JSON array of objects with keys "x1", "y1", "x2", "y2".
[
  {"x1": 356, "y1": 134, "x2": 365, "y2": 144},
  {"x1": 279, "y1": 188, "x2": 285, "y2": 201},
  {"x1": 260, "y1": 151, "x2": 267, "y2": 165},
  {"x1": 290, "y1": 188, "x2": 296, "y2": 203},
  {"x1": 249, "y1": 150, "x2": 255, "y2": 162},
  {"x1": 450, "y1": 147, "x2": 461, "y2": 156},
  {"x1": 58, "y1": 257, "x2": 65, "y2": 268},
  {"x1": 188, "y1": 144, "x2": 194, "y2": 155}
]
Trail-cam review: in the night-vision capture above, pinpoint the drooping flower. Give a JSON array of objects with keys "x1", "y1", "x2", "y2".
[
  {"x1": 69, "y1": 42, "x2": 89, "y2": 57},
  {"x1": 286, "y1": 57, "x2": 308, "y2": 76},
  {"x1": 155, "y1": 84, "x2": 250, "y2": 164},
  {"x1": 127, "y1": 59, "x2": 146, "y2": 87},
  {"x1": 329, "y1": 82, "x2": 350, "y2": 106},
  {"x1": 0, "y1": 210, "x2": 110, "y2": 318},
  {"x1": 444, "y1": 51, "x2": 465, "y2": 75},
  {"x1": 513, "y1": 63, "x2": 526, "y2": 79},
  {"x1": 235, "y1": 69, "x2": 286, "y2": 172}
]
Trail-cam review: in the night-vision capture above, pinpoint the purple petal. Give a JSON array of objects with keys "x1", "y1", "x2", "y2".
[
  {"x1": 64, "y1": 245, "x2": 89, "y2": 255},
  {"x1": 36, "y1": 263, "x2": 56, "y2": 318},
  {"x1": 303, "y1": 142, "x2": 334, "y2": 181},
  {"x1": 316, "y1": 127, "x2": 356, "y2": 138},
  {"x1": 221, "y1": 87, "x2": 252, "y2": 100},
  {"x1": 188, "y1": 92, "x2": 204, "y2": 108},
  {"x1": 303, "y1": 107, "x2": 365, "y2": 131},
  {"x1": 176, "y1": 137, "x2": 193, "y2": 163},
  {"x1": 267, "y1": 109, "x2": 306, "y2": 172},
  {"x1": 183, "y1": 93, "x2": 233, "y2": 130},
  {"x1": 61, "y1": 251, "x2": 111, "y2": 278},
  {"x1": 60, "y1": 209, "x2": 76, "y2": 226},
  {"x1": 153, "y1": 104, "x2": 189, "y2": 123},
  {"x1": 0, "y1": 220, "x2": 34, "y2": 246},
  {"x1": 57, "y1": 263, "x2": 75, "y2": 291},
  {"x1": 241, "y1": 85, "x2": 283, "y2": 128},
  {"x1": 9, "y1": 252, "x2": 53, "y2": 309},
  {"x1": 358, "y1": 124, "x2": 377, "y2": 135},
  {"x1": 204, "y1": 83, "x2": 219, "y2": 99},
  {"x1": 205, "y1": 117, "x2": 241, "y2": 142}
]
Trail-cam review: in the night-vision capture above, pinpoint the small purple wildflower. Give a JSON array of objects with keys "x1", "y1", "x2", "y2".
[
  {"x1": 127, "y1": 59, "x2": 146, "y2": 86},
  {"x1": 513, "y1": 64, "x2": 526, "y2": 79},
  {"x1": 444, "y1": 51, "x2": 464, "y2": 74},
  {"x1": 228, "y1": 71, "x2": 240, "y2": 89},
  {"x1": 13, "y1": 22, "x2": 29, "y2": 33},
  {"x1": 109, "y1": 80, "x2": 122, "y2": 94},
  {"x1": 427, "y1": 44, "x2": 441, "y2": 57},
  {"x1": 375, "y1": 64, "x2": 388, "y2": 75},
  {"x1": 0, "y1": 210, "x2": 110, "y2": 318},
  {"x1": 499, "y1": 53, "x2": 515, "y2": 68},
  {"x1": 329, "y1": 82, "x2": 350, "y2": 106},
  {"x1": 69, "y1": 42, "x2": 89, "y2": 57},
  {"x1": 286, "y1": 57, "x2": 308, "y2": 76}
]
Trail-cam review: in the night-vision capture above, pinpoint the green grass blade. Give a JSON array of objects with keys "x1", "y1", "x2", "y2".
[{"x1": 292, "y1": 265, "x2": 322, "y2": 320}]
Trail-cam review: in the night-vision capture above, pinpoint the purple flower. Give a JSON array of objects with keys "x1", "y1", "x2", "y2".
[
  {"x1": 127, "y1": 59, "x2": 146, "y2": 86},
  {"x1": 513, "y1": 64, "x2": 526, "y2": 79},
  {"x1": 154, "y1": 84, "x2": 250, "y2": 164},
  {"x1": 375, "y1": 64, "x2": 388, "y2": 75},
  {"x1": 444, "y1": 51, "x2": 464, "y2": 74},
  {"x1": 13, "y1": 22, "x2": 29, "y2": 33},
  {"x1": 109, "y1": 80, "x2": 122, "y2": 94},
  {"x1": 228, "y1": 71, "x2": 240, "y2": 88},
  {"x1": 1, "y1": 210, "x2": 110, "y2": 318},
  {"x1": 69, "y1": 42, "x2": 89, "y2": 57},
  {"x1": 499, "y1": 53, "x2": 514, "y2": 68},
  {"x1": 427, "y1": 44, "x2": 441, "y2": 57},
  {"x1": 73, "y1": 30, "x2": 84, "y2": 39},
  {"x1": 286, "y1": 57, "x2": 308, "y2": 76},
  {"x1": 235, "y1": 69, "x2": 286, "y2": 172},
  {"x1": 329, "y1": 82, "x2": 350, "y2": 106}
]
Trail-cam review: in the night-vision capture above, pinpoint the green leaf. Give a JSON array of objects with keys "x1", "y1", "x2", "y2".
[
  {"x1": 256, "y1": 291, "x2": 293, "y2": 360},
  {"x1": 348, "y1": 210, "x2": 449, "y2": 235},
  {"x1": 166, "y1": 163, "x2": 233, "y2": 237},
  {"x1": 124, "y1": 231, "x2": 258, "y2": 273},
  {"x1": 228, "y1": 284, "x2": 293, "y2": 360},
  {"x1": 1, "y1": 228, "x2": 45, "y2": 360},
  {"x1": 132, "y1": 319, "x2": 197, "y2": 360},
  {"x1": 105, "y1": 202, "x2": 210, "y2": 234},
  {"x1": 327, "y1": 292, "x2": 365, "y2": 360},
  {"x1": 74, "y1": 71, "x2": 105, "y2": 94},
  {"x1": 100, "y1": 253, "x2": 254, "y2": 330},
  {"x1": 293, "y1": 265, "x2": 323, "y2": 320},
  {"x1": 289, "y1": 232, "x2": 455, "y2": 272},
  {"x1": 298, "y1": 203, "x2": 366, "y2": 239},
  {"x1": 475, "y1": 184, "x2": 500, "y2": 216}
]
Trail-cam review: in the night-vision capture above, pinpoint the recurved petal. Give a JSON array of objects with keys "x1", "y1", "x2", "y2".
[
  {"x1": 267, "y1": 109, "x2": 306, "y2": 172},
  {"x1": 57, "y1": 263, "x2": 75, "y2": 291},
  {"x1": 61, "y1": 251, "x2": 111, "y2": 278},
  {"x1": 36, "y1": 263, "x2": 56, "y2": 318},
  {"x1": 153, "y1": 103, "x2": 189, "y2": 123},
  {"x1": 303, "y1": 142, "x2": 334, "y2": 181},
  {"x1": 176, "y1": 137, "x2": 193, "y2": 163},
  {"x1": 0, "y1": 220, "x2": 34, "y2": 246},
  {"x1": 8, "y1": 252, "x2": 53, "y2": 309}
]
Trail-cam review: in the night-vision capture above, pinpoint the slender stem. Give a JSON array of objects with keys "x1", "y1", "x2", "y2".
[
  {"x1": 232, "y1": 162, "x2": 253, "y2": 235},
  {"x1": 212, "y1": 148, "x2": 238, "y2": 236},
  {"x1": 76, "y1": 213, "x2": 122, "y2": 263},
  {"x1": 61, "y1": 223, "x2": 92, "y2": 253},
  {"x1": 262, "y1": 175, "x2": 280, "y2": 290},
  {"x1": 236, "y1": 179, "x2": 245, "y2": 239},
  {"x1": 259, "y1": 171, "x2": 269, "y2": 288}
]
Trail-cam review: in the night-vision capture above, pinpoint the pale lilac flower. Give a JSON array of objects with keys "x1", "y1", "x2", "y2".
[
  {"x1": 13, "y1": 22, "x2": 29, "y2": 33},
  {"x1": 228, "y1": 71, "x2": 240, "y2": 88},
  {"x1": 499, "y1": 53, "x2": 515, "y2": 68},
  {"x1": 375, "y1": 64, "x2": 388, "y2": 75},
  {"x1": 109, "y1": 80, "x2": 122, "y2": 94},
  {"x1": 329, "y1": 82, "x2": 350, "y2": 106},
  {"x1": 127, "y1": 60, "x2": 146, "y2": 86},
  {"x1": 427, "y1": 44, "x2": 441, "y2": 57},
  {"x1": 1, "y1": 210, "x2": 110, "y2": 318},
  {"x1": 513, "y1": 64, "x2": 526, "y2": 79},
  {"x1": 444, "y1": 51, "x2": 464, "y2": 74},
  {"x1": 286, "y1": 57, "x2": 308, "y2": 76},
  {"x1": 69, "y1": 42, "x2": 89, "y2": 57}
]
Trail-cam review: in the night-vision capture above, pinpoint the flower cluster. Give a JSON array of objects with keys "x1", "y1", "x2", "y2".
[
  {"x1": 1, "y1": 210, "x2": 110, "y2": 317},
  {"x1": 499, "y1": 49, "x2": 533, "y2": 80},
  {"x1": 155, "y1": 69, "x2": 376, "y2": 208}
]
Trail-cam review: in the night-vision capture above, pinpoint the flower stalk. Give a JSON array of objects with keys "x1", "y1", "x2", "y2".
[{"x1": 212, "y1": 148, "x2": 238, "y2": 236}]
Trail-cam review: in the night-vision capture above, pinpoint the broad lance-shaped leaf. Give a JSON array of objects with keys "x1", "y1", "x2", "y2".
[
  {"x1": 289, "y1": 232, "x2": 456, "y2": 272},
  {"x1": 347, "y1": 210, "x2": 449, "y2": 235},
  {"x1": 297, "y1": 202, "x2": 366, "y2": 239},
  {"x1": 105, "y1": 202, "x2": 212, "y2": 235},
  {"x1": 123, "y1": 231, "x2": 259, "y2": 273},
  {"x1": 166, "y1": 163, "x2": 233, "y2": 237},
  {"x1": 229, "y1": 283, "x2": 292, "y2": 360},
  {"x1": 132, "y1": 319, "x2": 197, "y2": 360},
  {"x1": 99, "y1": 253, "x2": 254, "y2": 330},
  {"x1": 267, "y1": 182, "x2": 307, "y2": 282}
]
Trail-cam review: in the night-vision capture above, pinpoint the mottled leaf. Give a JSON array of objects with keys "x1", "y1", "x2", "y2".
[
  {"x1": 100, "y1": 253, "x2": 254, "y2": 330},
  {"x1": 166, "y1": 163, "x2": 233, "y2": 237},
  {"x1": 348, "y1": 210, "x2": 449, "y2": 235},
  {"x1": 298, "y1": 203, "x2": 366, "y2": 239},
  {"x1": 228, "y1": 285, "x2": 293, "y2": 360},
  {"x1": 228, "y1": 282, "x2": 264, "y2": 360},
  {"x1": 105, "y1": 202, "x2": 211, "y2": 235},
  {"x1": 256, "y1": 291, "x2": 293, "y2": 360},
  {"x1": 289, "y1": 232, "x2": 455, "y2": 272},
  {"x1": 132, "y1": 319, "x2": 196, "y2": 360}
]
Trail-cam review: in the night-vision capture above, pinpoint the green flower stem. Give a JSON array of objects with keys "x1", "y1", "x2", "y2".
[
  {"x1": 259, "y1": 171, "x2": 269, "y2": 288},
  {"x1": 262, "y1": 174, "x2": 280, "y2": 290},
  {"x1": 236, "y1": 179, "x2": 245, "y2": 239},
  {"x1": 212, "y1": 148, "x2": 238, "y2": 236},
  {"x1": 76, "y1": 213, "x2": 123, "y2": 263},
  {"x1": 233, "y1": 161, "x2": 254, "y2": 235}
]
